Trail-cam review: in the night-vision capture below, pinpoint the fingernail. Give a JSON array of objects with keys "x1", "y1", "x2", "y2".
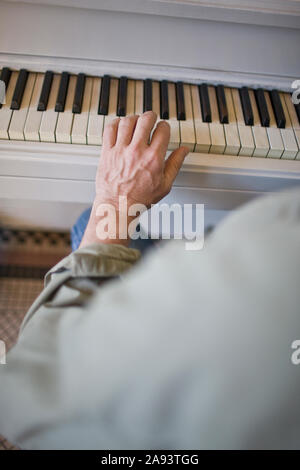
[{"x1": 144, "y1": 110, "x2": 156, "y2": 118}]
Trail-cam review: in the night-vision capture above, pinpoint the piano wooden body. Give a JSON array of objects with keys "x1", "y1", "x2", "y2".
[{"x1": 0, "y1": 0, "x2": 300, "y2": 230}]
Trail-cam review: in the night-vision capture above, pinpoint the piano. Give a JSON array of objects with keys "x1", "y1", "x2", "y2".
[{"x1": 0, "y1": 0, "x2": 300, "y2": 230}]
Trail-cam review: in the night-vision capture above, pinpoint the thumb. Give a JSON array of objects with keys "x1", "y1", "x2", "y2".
[{"x1": 164, "y1": 146, "x2": 189, "y2": 188}]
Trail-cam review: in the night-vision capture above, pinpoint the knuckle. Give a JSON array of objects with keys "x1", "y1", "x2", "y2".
[
  {"x1": 120, "y1": 115, "x2": 134, "y2": 126},
  {"x1": 164, "y1": 182, "x2": 172, "y2": 195},
  {"x1": 130, "y1": 141, "x2": 141, "y2": 153},
  {"x1": 173, "y1": 163, "x2": 180, "y2": 174},
  {"x1": 172, "y1": 159, "x2": 181, "y2": 173},
  {"x1": 119, "y1": 120, "x2": 131, "y2": 130},
  {"x1": 150, "y1": 158, "x2": 161, "y2": 173},
  {"x1": 148, "y1": 148, "x2": 157, "y2": 159},
  {"x1": 138, "y1": 123, "x2": 149, "y2": 133},
  {"x1": 127, "y1": 114, "x2": 138, "y2": 122},
  {"x1": 112, "y1": 117, "x2": 120, "y2": 126}
]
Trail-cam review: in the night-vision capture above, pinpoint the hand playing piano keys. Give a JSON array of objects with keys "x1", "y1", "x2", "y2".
[
  {"x1": 78, "y1": 111, "x2": 189, "y2": 248},
  {"x1": 0, "y1": 67, "x2": 299, "y2": 159}
]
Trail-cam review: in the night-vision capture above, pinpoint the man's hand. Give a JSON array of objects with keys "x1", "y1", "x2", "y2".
[{"x1": 80, "y1": 111, "x2": 189, "y2": 247}]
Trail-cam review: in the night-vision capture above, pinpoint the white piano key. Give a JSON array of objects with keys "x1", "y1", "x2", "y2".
[
  {"x1": 166, "y1": 82, "x2": 180, "y2": 151},
  {"x1": 191, "y1": 84, "x2": 210, "y2": 153},
  {"x1": 24, "y1": 73, "x2": 44, "y2": 141},
  {"x1": 279, "y1": 92, "x2": 298, "y2": 160},
  {"x1": 39, "y1": 73, "x2": 60, "y2": 142},
  {"x1": 283, "y1": 92, "x2": 300, "y2": 159},
  {"x1": 152, "y1": 80, "x2": 160, "y2": 119},
  {"x1": 8, "y1": 73, "x2": 36, "y2": 140},
  {"x1": 223, "y1": 87, "x2": 240, "y2": 155},
  {"x1": 135, "y1": 80, "x2": 143, "y2": 115},
  {"x1": 55, "y1": 75, "x2": 76, "y2": 144},
  {"x1": 248, "y1": 89, "x2": 269, "y2": 158},
  {"x1": 71, "y1": 76, "x2": 93, "y2": 144},
  {"x1": 264, "y1": 91, "x2": 284, "y2": 159},
  {"x1": 266, "y1": 127, "x2": 284, "y2": 159},
  {"x1": 151, "y1": 80, "x2": 161, "y2": 141},
  {"x1": 208, "y1": 86, "x2": 225, "y2": 154},
  {"x1": 179, "y1": 84, "x2": 195, "y2": 152},
  {"x1": 0, "y1": 71, "x2": 18, "y2": 139},
  {"x1": 231, "y1": 88, "x2": 254, "y2": 157},
  {"x1": 103, "y1": 78, "x2": 118, "y2": 129},
  {"x1": 252, "y1": 127, "x2": 269, "y2": 157},
  {"x1": 295, "y1": 131, "x2": 300, "y2": 159},
  {"x1": 126, "y1": 79, "x2": 135, "y2": 115},
  {"x1": 283, "y1": 92, "x2": 300, "y2": 131},
  {"x1": 237, "y1": 126, "x2": 255, "y2": 156},
  {"x1": 280, "y1": 129, "x2": 298, "y2": 159},
  {"x1": 87, "y1": 77, "x2": 104, "y2": 146}
]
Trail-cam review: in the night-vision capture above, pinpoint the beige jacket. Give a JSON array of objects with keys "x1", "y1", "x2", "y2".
[{"x1": 0, "y1": 188, "x2": 300, "y2": 449}]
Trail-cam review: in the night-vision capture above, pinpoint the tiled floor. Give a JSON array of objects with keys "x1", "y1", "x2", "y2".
[
  {"x1": 0, "y1": 278, "x2": 44, "y2": 348},
  {"x1": 0, "y1": 227, "x2": 71, "y2": 450}
]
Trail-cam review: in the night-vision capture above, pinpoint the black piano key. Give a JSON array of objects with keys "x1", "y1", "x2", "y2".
[
  {"x1": 295, "y1": 102, "x2": 300, "y2": 126},
  {"x1": 10, "y1": 69, "x2": 28, "y2": 110},
  {"x1": 160, "y1": 80, "x2": 169, "y2": 119},
  {"x1": 0, "y1": 67, "x2": 11, "y2": 89},
  {"x1": 0, "y1": 67, "x2": 11, "y2": 109},
  {"x1": 254, "y1": 89, "x2": 270, "y2": 127},
  {"x1": 175, "y1": 81, "x2": 185, "y2": 120},
  {"x1": 72, "y1": 73, "x2": 86, "y2": 114},
  {"x1": 117, "y1": 76, "x2": 127, "y2": 116},
  {"x1": 55, "y1": 72, "x2": 70, "y2": 112},
  {"x1": 269, "y1": 89, "x2": 285, "y2": 128},
  {"x1": 239, "y1": 87, "x2": 254, "y2": 126},
  {"x1": 98, "y1": 75, "x2": 110, "y2": 115},
  {"x1": 198, "y1": 84, "x2": 211, "y2": 122},
  {"x1": 37, "y1": 71, "x2": 53, "y2": 111},
  {"x1": 143, "y1": 79, "x2": 152, "y2": 112},
  {"x1": 216, "y1": 85, "x2": 228, "y2": 124}
]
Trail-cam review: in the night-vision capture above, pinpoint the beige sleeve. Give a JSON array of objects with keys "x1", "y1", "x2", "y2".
[{"x1": 20, "y1": 243, "x2": 141, "y2": 333}]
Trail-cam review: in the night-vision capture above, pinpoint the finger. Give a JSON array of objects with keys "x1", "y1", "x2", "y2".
[
  {"x1": 164, "y1": 146, "x2": 189, "y2": 189},
  {"x1": 150, "y1": 121, "x2": 170, "y2": 156},
  {"x1": 131, "y1": 111, "x2": 157, "y2": 146},
  {"x1": 116, "y1": 115, "x2": 139, "y2": 146},
  {"x1": 102, "y1": 117, "x2": 120, "y2": 148}
]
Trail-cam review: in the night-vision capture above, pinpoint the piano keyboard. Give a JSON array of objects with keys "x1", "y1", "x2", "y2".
[{"x1": 1, "y1": 67, "x2": 300, "y2": 160}]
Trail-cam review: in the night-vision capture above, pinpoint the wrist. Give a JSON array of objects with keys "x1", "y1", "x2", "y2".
[{"x1": 79, "y1": 197, "x2": 137, "y2": 248}]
